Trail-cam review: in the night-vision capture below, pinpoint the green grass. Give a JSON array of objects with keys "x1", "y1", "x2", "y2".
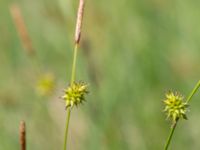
[{"x1": 1, "y1": 0, "x2": 200, "y2": 149}]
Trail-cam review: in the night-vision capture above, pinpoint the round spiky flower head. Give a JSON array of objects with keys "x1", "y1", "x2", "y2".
[
  {"x1": 163, "y1": 91, "x2": 189, "y2": 123},
  {"x1": 62, "y1": 81, "x2": 88, "y2": 108}
]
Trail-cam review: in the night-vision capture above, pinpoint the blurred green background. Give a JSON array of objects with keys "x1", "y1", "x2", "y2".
[{"x1": 1, "y1": 0, "x2": 200, "y2": 149}]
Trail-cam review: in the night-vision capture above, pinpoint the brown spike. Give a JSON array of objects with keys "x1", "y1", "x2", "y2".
[
  {"x1": 75, "y1": 0, "x2": 85, "y2": 44},
  {"x1": 10, "y1": 4, "x2": 35, "y2": 56},
  {"x1": 19, "y1": 121, "x2": 26, "y2": 150}
]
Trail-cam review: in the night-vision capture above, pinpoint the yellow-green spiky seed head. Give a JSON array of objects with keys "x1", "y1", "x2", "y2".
[
  {"x1": 163, "y1": 91, "x2": 189, "y2": 123},
  {"x1": 62, "y1": 82, "x2": 88, "y2": 108}
]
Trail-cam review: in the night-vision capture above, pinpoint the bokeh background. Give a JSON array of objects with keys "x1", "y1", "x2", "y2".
[{"x1": 1, "y1": 0, "x2": 200, "y2": 149}]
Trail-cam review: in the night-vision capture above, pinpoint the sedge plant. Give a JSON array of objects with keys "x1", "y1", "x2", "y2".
[
  {"x1": 163, "y1": 80, "x2": 200, "y2": 150},
  {"x1": 61, "y1": 0, "x2": 88, "y2": 150}
]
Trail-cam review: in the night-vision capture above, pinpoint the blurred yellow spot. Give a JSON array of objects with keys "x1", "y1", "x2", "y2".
[{"x1": 36, "y1": 73, "x2": 55, "y2": 96}]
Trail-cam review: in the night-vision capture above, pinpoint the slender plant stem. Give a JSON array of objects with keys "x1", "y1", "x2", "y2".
[
  {"x1": 63, "y1": 108, "x2": 72, "y2": 150},
  {"x1": 164, "y1": 80, "x2": 200, "y2": 150},
  {"x1": 164, "y1": 120, "x2": 178, "y2": 150},
  {"x1": 63, "y1": 0, "x2": 85, "y2": 149},
  {"x1": 63, "y1": 44, "x2": 79, "y2": 150},
  {"x1": 186, "y1": 80, "x2": 200, "y2": 103},
  {"x1": 70, "y1": 44, "x2": 78, "y2": 85}
]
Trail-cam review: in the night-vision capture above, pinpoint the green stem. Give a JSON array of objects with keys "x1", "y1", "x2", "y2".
[
  {"x1": 186, "y1": 80, "x2": 200, "y2": 103},
  {"x1": 164, "y1": 120, "x2": 178, "y2": 150},
  {"x1": 63, "y1": 108, "x2": 71, "y2": 150},
  {"x1": 70, "y1": 44, "x2": 78, "y2": 85},
  {"x1": 63, "y1": 44, "x2": 79, "y2": 150}
]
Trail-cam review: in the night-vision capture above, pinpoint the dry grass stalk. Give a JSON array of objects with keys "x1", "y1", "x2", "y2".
[
  {"x1": 19, "y1": 121, "x2": 26, "y2": 150},
  {"x1": 75, "y1": 0, "x2": 85, "y2": 44},
  {"x1": 10, "y1": 4, "x2": 35, "y2": 56}
]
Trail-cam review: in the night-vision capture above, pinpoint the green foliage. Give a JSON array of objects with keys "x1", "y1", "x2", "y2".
[{"x1": 1, "y1": 0, "x2": 200, "y2": 150}]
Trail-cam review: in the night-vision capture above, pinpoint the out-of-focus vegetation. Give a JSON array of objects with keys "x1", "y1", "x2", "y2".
[{"x1": 1, "y1": 0, "x2": 200, "y2": 149}]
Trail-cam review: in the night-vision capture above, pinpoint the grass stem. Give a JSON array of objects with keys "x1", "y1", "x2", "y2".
[
  {"x1": 70, "y1": 44, "x2": 78, "y2": 85},
  {"x1": 186, "y1": 80, "x2": 200, "y2": 103},
  {"x1": 164, "y1": 120, "x2": 178, "y2": 150},
  {"x1": 63, "y1": 44, "x2": 78, "y2": 150},
  {"x1": 63, "y1": 108, "x2": 72, "y2": 150},
  {"x1": 63, "y1": 0, "x2": 85, "y2": 149}
]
